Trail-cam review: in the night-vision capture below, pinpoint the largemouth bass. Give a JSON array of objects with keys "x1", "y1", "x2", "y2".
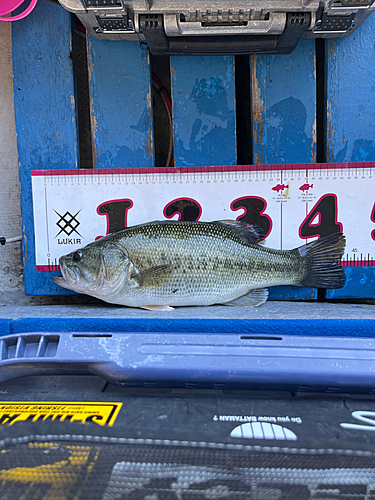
[{"x1": 52, "y1": 220, "x2": 346, "y2": 310}]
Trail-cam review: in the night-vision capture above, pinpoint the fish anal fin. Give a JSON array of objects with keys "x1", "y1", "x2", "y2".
[
  {"x1": 224, "y1": 288, "x2": 269, "y2": 307},
  {"x1": 141, "y1": 305, "x2": 175, "y2": 311},
  {"x1": 213, "y1": 220, "x2": 266, "y2": 244}
]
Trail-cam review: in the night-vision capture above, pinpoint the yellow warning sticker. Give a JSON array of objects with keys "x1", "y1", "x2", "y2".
[{"x1": 0, "y1": 401, "x2": 122, "y2": 426}]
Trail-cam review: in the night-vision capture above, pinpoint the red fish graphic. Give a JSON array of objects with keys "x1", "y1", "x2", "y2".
[
  {"x1": 272, "y1": 184, "x2": 289, "y2": 193},
  {"x1": 299, "y1": 183, "x2": 313, "y2": 192}
]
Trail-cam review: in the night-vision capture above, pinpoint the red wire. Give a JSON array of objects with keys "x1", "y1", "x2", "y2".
[{"x1": 75, "y1": 22, "x2": 87, "y2": 33}]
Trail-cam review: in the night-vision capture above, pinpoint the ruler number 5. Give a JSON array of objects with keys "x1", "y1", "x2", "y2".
[{"x1": 371, "y1": 202, "x2": 375, "y2": 242}]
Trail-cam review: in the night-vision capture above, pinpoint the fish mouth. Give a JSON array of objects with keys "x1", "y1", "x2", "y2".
[
  {"x1": 52, "y1": 258, "x2": 79, "y2": 289},
  {"x1": 52, "y1": 274, "x2": 67, "y2": 287}
]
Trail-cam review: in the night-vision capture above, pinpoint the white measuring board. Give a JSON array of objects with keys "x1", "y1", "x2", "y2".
[{"x1": 31, "y1": 163, "x2": 375, "y2": 271}]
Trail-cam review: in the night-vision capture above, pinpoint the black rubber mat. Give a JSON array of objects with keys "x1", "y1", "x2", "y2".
[{"x1": 1, "y1": 421, "x2": 375, "y2": 499}]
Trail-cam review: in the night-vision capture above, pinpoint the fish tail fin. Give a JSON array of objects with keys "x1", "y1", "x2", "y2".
[{"x1": 297, "y1": 233, "x2": 346, "y2": 289}]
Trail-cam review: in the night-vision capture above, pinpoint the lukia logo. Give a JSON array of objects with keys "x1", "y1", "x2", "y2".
[{"x1": 54, "y1": 209, "x2": 82, "y2": 238}]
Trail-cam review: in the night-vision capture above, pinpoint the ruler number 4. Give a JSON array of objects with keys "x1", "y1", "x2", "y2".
[{"x1": 299, "y1": 194, "x2": 343, "y2": 239}]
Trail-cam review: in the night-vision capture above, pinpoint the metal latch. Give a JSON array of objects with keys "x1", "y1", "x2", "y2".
[
  {"x1": 330, "y1": 0, "x2": 374, "y2": 8},
  {"x1": 314, "y1": 11, "x2": 355, "y2": 31},
  {"x1": 95, "y1": 13, "x2": 134, "y2": 33},
  {"x1": 81, "y1": 0, "x2": 123, "y2": 8}
]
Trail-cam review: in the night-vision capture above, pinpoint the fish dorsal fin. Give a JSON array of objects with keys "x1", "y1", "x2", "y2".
[
  {"x1": 224, "y1": 288, "x2": 269, "y2": 307},
  {"x1": 131, "y1": 264, "x2": 173, "y2": 289},
  {"x1": 213, "y1": 220, "x2": 266, "y2": 244}
]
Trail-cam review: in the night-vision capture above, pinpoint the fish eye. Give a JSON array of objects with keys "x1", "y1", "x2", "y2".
[{"x1": 72, "y1": 250, "x2": 83, "y2": 263}]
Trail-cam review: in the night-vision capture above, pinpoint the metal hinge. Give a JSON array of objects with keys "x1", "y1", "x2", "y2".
[{"x1": 139, "y1": 14, "x2": 169, "y2": 52}]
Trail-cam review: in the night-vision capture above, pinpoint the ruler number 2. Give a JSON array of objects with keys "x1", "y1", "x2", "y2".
[{"x1": 163, "y1": 198, "x2": 202, "y2": 221}]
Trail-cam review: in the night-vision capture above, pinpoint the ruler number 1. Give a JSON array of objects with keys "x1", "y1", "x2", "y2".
[{"x1": 97, "y1": 199, "x2": 133, "y2": 237}]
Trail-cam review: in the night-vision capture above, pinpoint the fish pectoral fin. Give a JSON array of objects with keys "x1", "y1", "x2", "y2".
[
  {"x1": 132, "y1": 264, "x2": 173, "y2": 288},
  {"x1": 224, "y1": 288, "x2": 269, "y2": 307},
  {"x1": 213, "y1": 220, "x2": 266, "y2": 244},
  {"x1": 141, "y1": 304, "x2": 175, "y2": 311}
]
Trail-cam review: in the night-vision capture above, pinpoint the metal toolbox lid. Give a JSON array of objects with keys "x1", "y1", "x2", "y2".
[{"x1": 58, "y1": 0, "x2": 375, "y2": 54}]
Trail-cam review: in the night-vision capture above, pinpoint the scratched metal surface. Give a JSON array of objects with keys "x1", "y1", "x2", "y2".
[
  {"x1": 87, "y1": 37, "x2": 154, "y2": 169},
  {"x1": 251, "y1": 39, "x2": 317, "y2": 301},
  {"x1": 12, "y1": 0, "x2": 78, "y2": 295},
  {"x1": 325, "y1": 17, "x2": 375, "y2": 299},
  {"x1": 170, "y1": 56, "x2": 236, "y2": 167}
]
